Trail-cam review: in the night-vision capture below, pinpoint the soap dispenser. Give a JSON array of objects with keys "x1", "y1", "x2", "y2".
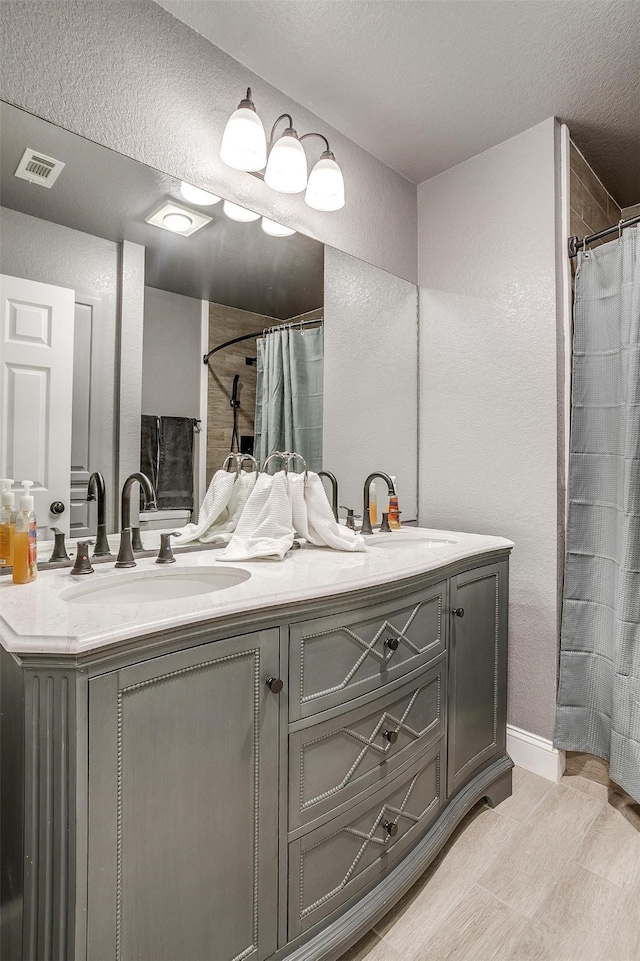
[
  {"x1": 0, "y1": 478, "x2": 17, "y2": 568},
  {"x1": 13, "y1": 480, "x2": 38, "y2": 584},
  {"x1": 388, "y1": 476, "x2": 402, "y2": 530}
]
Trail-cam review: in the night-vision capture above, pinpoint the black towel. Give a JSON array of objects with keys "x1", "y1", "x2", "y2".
[
  {"x1": 156, "y1": 416, "x2": 196, "y2": 510},
  {"x1": 140, "y1": 415, "x2": 160, "y2": 492}
]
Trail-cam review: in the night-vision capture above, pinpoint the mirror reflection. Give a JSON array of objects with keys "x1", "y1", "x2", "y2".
[{"x1": 0, "y1": 101, "x2": 324, "y2": 541}]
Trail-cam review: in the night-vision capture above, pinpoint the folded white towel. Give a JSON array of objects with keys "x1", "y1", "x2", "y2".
[
  {"x1": 217, "y1": 471, "x2": 295, "y2": 561},
  {"x1": 291, "y1": 472, "x2": 366, "y2": 552},
  {"x1": 175, "y1": 469, "x2": 236, "y2": 544}
]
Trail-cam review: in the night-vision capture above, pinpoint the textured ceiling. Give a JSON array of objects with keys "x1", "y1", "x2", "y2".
[
  {"x1": 0, "y1": 103, "x2": 323, "y2": 319},
  {"x1": 155, "y1": 0, "x2": 640, "y2": 206}
]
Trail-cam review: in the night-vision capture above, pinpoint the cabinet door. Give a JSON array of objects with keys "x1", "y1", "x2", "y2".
[
  {"x1": 447, "y1": 561, "x2": 508, "y2": 795},
  {"x1": 87, "y1": 630, "x2": 280, "y2": 961}
]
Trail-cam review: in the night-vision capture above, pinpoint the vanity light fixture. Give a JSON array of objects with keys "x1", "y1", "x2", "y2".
[
  {"x1": 220, "y1": 90, "x2": 345, "y2": 209},
  {"x1": 261, "y1": 217, "x2": 296, "y2": 237},
  {"x1": 180, "y1": 181, "x2": 222, "y2": 206},
  {"x1": 145, "y1": 200, "x2": 213, "y2": 236},
  {"x1": 222, "y1": 200, "x2": 261, "y2": 222},
  {"x1": 220, "y1": 88, "x2": 267, "y2": 171}
]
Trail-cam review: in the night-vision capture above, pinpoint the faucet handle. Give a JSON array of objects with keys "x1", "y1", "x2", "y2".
[
  {"x1": 49, "y1": 527, "x2": 71, "y2": 562},
  {"x1": 340, "y1": 507, "x2": 360, "y2": 531},
  {"x1": 156, "y1": 531, "x2": 181, "y2": 565},
  {"x1": 70, "y1": 540, "x2": 95, "y2": 575}
]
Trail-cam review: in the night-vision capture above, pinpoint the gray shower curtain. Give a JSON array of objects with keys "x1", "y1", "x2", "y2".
[
  {"x1": 555, "y1": 228, "x2": 640, "y2": 803},
  {"x1": 254, "y1": 325, "x2": 324, "y2": 471}
]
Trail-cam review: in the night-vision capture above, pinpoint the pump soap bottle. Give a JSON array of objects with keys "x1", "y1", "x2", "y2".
[
  {"x1": 388, "y1": 476, "x2": 402, "y2": 530},
  {"x1": 0, "y1": 479, "x2": 17, "y2": 568},
  {"x1": 13, "y1": 480, "x2": 38, "y2": 584}
]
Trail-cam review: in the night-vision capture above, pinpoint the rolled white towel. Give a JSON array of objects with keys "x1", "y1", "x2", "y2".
[
  {"x1": 217, "y1": 471, "x2": 295, "y2": 561},
  {"x1": 176, "y1": 470, "x2": 236, "y2": 544},
  {"x1": 302, "y1": 472, "x2": 366, "y2": 552}
]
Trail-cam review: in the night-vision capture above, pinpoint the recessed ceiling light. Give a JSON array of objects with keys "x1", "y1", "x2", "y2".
[
  {"x1": 223, "y1": 200, "x2": 261, "y2": 222},
  {"x1": 180, "y1": 181, "x2": 222, "y2": 205},
  {"x1": 261, "y1": 217, "x2": 296, "y2": 237},
  {"x1": 145, "y1": 200, "x2": 213, "y2": 236},
  {"x1": 163, "y1": 211, "x2": 193, "y2": 233}
]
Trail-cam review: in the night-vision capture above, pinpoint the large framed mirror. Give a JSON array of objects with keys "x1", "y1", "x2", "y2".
[{"x1": 0, "y1": 100, "x2": 418, "y2": 548}]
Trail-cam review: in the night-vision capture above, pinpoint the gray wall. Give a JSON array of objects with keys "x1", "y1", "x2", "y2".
[
  {"x1": 0, "y1": 0, "x2": 417, "y2": 284},
  {"x1": 324, "y1": 247, "x2": 418, "y2": 522},
  {"x1": 142, "y1": 286, "x2": 202, "y2": 419},
  {"x1": 418, "y1": 119, "x2": 562, "y2": 740}
]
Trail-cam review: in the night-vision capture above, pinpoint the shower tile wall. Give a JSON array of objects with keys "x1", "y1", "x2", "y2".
[
  {"x1": 570, "y1": 142, "x2": 622, "y2": 269},
  {"x1": 207, "y1": 302, "x2": 277, "y2": 481}
]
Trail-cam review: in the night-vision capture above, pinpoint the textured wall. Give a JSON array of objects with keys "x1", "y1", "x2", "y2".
[
  {"x1": 418, "y1": 119, "x2": 561, "y2": 740},
  {"x1": 324, "y1": 247, "x2": 418, "y2": 523},
  {"x1": 142, "y1": 286, "x2": 202, "y2": 420},
  {"x1": 0, "y1": 0, "x2": 417, "y2": 283}
]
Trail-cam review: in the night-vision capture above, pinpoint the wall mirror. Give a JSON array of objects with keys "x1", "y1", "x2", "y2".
[{"x1": 0, "y1": 100, "x2": 418, "y2": 548}]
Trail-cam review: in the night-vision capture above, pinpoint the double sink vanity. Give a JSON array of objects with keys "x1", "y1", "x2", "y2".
[{"x1": 0, "y1": 527, "x2": 513, "y2": 961}]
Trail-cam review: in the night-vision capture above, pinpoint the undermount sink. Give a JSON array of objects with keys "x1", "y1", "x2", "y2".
[
  {"x1": 367, "y1": 530, "x2": 457, "y2": 549},
  {"x1": 62, "y1": 566, "x2": 251, "y2": 606}
]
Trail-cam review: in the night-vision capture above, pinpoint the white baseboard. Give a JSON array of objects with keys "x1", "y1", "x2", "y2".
[{"x1": 506, "y1": 724, "x2": 566, "y2": 782}]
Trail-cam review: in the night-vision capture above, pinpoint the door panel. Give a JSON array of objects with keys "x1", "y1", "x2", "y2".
[{"x1": 0, "y1": 274, "x2": 74, "y2": 537}]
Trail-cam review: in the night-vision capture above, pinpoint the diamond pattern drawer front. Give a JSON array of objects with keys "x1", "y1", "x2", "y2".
[
  {"x1": 289, "y1": 660, "x2": 445, "y2": 831},
  {"x1": 288, "y1": 743, "x2": 443, "y2": 939},
  {"x1": 289, "y1": 581, "x2": 446, "y2": 720}
]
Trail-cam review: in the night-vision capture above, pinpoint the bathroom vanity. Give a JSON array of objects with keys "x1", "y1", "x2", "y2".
[{"x1": 0, "y1": 530, "x2": 513, "y2": 961}]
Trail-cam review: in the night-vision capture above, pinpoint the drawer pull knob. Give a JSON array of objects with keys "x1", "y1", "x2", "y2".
[
  {"x1": 452, "y1": 607, "x2": 465, "y2": 618},
  {"x1": 384, "y1": 637, "x2": 399, "y2": 652},
  {"x1": 266, "y1": 676, "x2": 283, "y2": 694},
  {"x1": 382, "y1": 819, "x2": 398, "y2": 837},
  {"x1": 382, "y1": 729, "x2": 398, "y2": 744}
]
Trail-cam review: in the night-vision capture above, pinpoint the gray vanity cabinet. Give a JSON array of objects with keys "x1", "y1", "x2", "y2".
[
  {"x1": 86, "y1": 629, "x2": 280, "y2": 961},
  {"x1": 447, "y1": 560, "x2": 508, "y2": 795}
]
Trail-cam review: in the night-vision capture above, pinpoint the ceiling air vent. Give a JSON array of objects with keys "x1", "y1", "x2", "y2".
[{"x1": 14, "y1": 148, "x2": 65, "y2": 188}]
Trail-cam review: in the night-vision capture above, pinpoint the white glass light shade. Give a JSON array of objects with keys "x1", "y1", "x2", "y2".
[
  {"x1": 180, "y1": 181, "x2": 221, "y2": 205},
  {"x1": 261, "y1": 217, "x2": 296, "y2": 237},
  {"x1": 163, "y1": 212, "x2": 193, "y2": 233},
  {"x1": 220, "y1": 107, "x2": 267, "y2": 172},
  {"x1": 304, "y1": 154, "x2": 345, "y2": 211},
  {"x1": 223, "y1": 200, "x2": 261, "y2": 222},
  {"x1": 264, "y1": 134, "x2": 308, "y2": 193}
]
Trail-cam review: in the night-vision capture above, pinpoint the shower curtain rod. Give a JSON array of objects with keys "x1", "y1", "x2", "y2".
[
  {"x1": 203, "y1": 317, "x2": 323, "y2": 365},
  {"x1": 568, "y1": 212, "x2": 640, "y2": 258}
]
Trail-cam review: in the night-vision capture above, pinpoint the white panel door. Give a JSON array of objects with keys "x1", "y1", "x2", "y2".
[{"x1": 0, "y1": 274, "x2": 75, "y2": 538}]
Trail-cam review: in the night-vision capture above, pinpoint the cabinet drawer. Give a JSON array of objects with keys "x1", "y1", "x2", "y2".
[
  {"x1": 289, "y1": 659, "x2": 445, "y2": 831},
  {"x1": 289, "y1": 581, "x2": 446, "y2": 720},
  {"x1": 288, "y1": 741, "x2": 443, "y2": 939}
]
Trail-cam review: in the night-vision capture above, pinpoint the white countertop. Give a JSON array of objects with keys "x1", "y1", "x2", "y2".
[{"x1": 0, "y1": 528, "x2": 513, "y2": 656}]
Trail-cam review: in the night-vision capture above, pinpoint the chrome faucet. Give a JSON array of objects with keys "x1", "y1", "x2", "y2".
[
  {"x1": 87, "y1": 471, "x2": 111, "y2": 556},
  {"x1": 361, "y1": 472, "x2": 396, "y2": 535},
  {"x1": 115, "y1": 472, "x2": 157, "y2": 568},
  {"x1": 318, "y1": 470, "x2": 339, "y2": 520}
]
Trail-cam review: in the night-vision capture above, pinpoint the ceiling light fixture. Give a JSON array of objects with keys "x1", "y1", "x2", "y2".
[
  {"x1": 220, "y1": 90, "x2": 345, "y2": 210},
  {"x1": 163, "y1": 211, "x2": 193, "y2": 233},
  {"x1": 145, "y1": 200, "x2": 213, "y2": 236},
  {"x1": 220, "y1": 88, "x2": 267, "y2": 172},
  {"x1": 261, "y1": 217, "x2": 296, "y2": 237},
  {"x1": 180, "y1": 181, "x2": 222, "y2": 206},
  {"x1": 223, "y1": 200, "x2": 261, "y2": 222}
]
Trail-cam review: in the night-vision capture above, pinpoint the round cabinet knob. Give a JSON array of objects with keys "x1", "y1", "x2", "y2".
[
  {"x1": 452, "y1": 607, "x2": 465, "y2": 618},
  {"x1": 384, "y1": 637, "x2": 399, "y2": 652},
  {"x1": 50, "y1": 501, "x2": 65, "y2": 515},
  {"x1": 266, "y1": 676, "x2": 283, "y2": 694},
  {"x1": 382, "y1": 729, "x2": 398, "y2": 744},
  {"x1": 381, "y1": 819, "x2": 398, "y2": 837}
]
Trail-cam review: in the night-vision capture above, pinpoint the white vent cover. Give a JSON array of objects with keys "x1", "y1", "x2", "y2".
[{"x1": 14, "y1": 148, "x2": 65, "y2": 188}]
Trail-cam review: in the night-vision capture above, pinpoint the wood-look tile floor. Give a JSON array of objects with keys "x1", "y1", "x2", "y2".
[{"x1": 339, "y1": 767, "x2": 640, "y2": 961}]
